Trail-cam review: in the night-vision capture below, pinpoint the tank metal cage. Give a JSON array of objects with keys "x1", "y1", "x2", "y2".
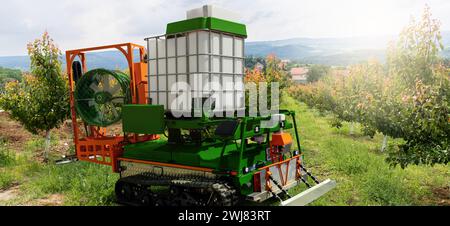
[{"x1": 144, "y1": 29, "x2": 246, "y2": 117}]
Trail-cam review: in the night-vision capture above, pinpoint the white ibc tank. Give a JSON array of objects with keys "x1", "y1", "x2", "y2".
[
  {"x1": 186, "y1": 5, "x2": 241, "y2": 22},
  {"x1": 147, "y1": 29, "x2": 245, "y2": 115}
]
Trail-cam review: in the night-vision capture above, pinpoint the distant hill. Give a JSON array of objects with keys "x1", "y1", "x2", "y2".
[
  {"x1": 246, "y1": 31, "x2": 450, "y2": 65},
  {"x1": 1, "y1": 32, "x2": 449, "y2": 70},
  {"x1": 247, "y1": 36, "x2": 389, "y2": 54},
  {"x1": 0, "y1": 50, "x2": 141, "y2": 71},
  {"x1": 0, "y1": 56, "x2": 30, "y2": 71}
]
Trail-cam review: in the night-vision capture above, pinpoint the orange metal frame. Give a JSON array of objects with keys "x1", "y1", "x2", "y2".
[
  {"x1": 253, "y1": 155, "x2": 301, "y2": 192},
  {"x1": 117, "y1": 157, "x2": 215, "y2": 173},
  {"x1": 66, "y1": 43, "x2": 158, "y2": 172},
  {"x1": 269, "y1": 132, "x2": 293, "y2": 163}
]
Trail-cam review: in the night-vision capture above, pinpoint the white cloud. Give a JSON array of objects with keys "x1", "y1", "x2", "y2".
[{"x1": 0, "y1": 0, "x2": 449, "y2": 55}]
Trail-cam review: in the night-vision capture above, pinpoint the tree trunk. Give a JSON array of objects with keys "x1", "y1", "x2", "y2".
[
  {"x1": 380, "y1": 135, "x2": 388, "y2": 152},
  {"x1": 44, "y1": 130, "x2": 51, "y2": 162},
  {"x1": 349, "y1": 122, "x2": 354, "y2": 135}
]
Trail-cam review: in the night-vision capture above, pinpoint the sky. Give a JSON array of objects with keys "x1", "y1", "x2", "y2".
[{"x1": 0, "y1": 0, "x2": 449, "y2": 56}]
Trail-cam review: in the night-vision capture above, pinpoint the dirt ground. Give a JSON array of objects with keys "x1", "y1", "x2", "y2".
[
  {"x1": 431, "y1": 187, "x2": 450, "y2": 206},
  {"x1": 0, "y1": 111, "x2": 74, "y2": 158},
  {"x1": 0, "y1": 186, "x2": 20, "y2": 202},
  {"x1": 0, "y1": 112, "x2": 70, "y2": 205},
  {"x1": 0, "y1": 111, "x2": 34, "y2": 151}
]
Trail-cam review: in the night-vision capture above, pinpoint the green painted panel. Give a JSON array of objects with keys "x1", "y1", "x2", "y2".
[
  {"x1": 236, "y1": 174, "x2": 254, "y2": 195},
  {"x1": 122, "y1": 105, "x2": 165, "y2": 134},
  {"x1": 166, "y1": 17, "x2": 247, "y2": 37},
  {"x1": 123, "y1": 139, "x2": 271, "y2": 194},
  {"x1": 171, "y1": 146, "x2": 201, "y2": 166},
  {"x1": 123, "y1": 140, "x2": 171, "y2": 162},
  {"x1": 208, "y1": 17, "x2": 247, "y2": 37}
]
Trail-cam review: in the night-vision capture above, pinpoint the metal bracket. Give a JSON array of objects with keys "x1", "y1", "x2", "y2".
[
  {"x1": 280, "y1": 179, "x2": 336, "y2": 206},
  {"x1": 55, "y1": 155, "x2": 79, "y2": 165}
]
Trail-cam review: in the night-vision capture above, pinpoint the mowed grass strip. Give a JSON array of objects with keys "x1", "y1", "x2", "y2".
[{"x1": 0, "y1": 132, "x2": 118, "y2": 206}]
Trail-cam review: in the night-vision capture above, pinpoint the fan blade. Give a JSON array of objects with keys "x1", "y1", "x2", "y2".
[
  {"x1": 109, "y1": 103, "x2": 119, "y2": 118},
  {"x1": 94, "y1": 71, "x2": 105, "y2": 91},
  {"x1": 109, "y1": 83, "x2": 121, "y2": 95},
  {"x1": 101, "y1": 75, "x2": 111, "y2": 91},
  {"x1": 111, "y1": 97, "x2": 125, "y2": 104},
  {"x1": 89, "y1": 83, "x2": 101, "y2": 93},
  {"x1": 75, "y1": 68, "x2": 130, "y2": 127},
  {"x1": 76, "y1": 98, "x2": 95, "y2": 102},
  {"x1": 98, "y1": 104, "x2": 106, "y2": 123}
]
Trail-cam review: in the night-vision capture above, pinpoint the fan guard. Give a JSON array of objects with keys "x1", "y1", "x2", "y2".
[{"x1": 74, "y1": 68, "x2": 131, "y2": 127}]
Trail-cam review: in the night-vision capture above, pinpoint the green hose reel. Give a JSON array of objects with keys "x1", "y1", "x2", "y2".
[{"x1": 74, "y1": 68, "x2": 131, "y2": 127}]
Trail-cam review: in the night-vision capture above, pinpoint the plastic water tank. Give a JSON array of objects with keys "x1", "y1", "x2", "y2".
[
  {"x1": 186, "y1": 5, "x2": 241, "y2": 22},
  {"x1": 146, "y1": 6, "x2": 245, "y2": 116}
]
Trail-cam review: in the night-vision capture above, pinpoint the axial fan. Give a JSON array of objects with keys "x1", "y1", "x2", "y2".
[{"x1": 74, "y1": 68, "x2": 131, "y2": 127}]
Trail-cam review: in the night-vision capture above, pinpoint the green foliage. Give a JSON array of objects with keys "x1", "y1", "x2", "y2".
[
  {"x1": 0, "y1": 144, "x2": 16, "y2": 189},
  {"x1": 288, "y1": 76, "x2": 337, "y2": 115},
  {"x1": 327, "y1": 139, "x2": 371, "y2": 175},
  {"x1": 387, "y1": 6, "x2": 443, "y2": 87},
  {"x1": 26, "y1": 162, "x2": 117, "y2": 205},
  {"x1": 279, "y1": 96, "x2": 449, "y2": 206},
  {"x1": 264, "y1": 55, "x2": 290, "y2": 87},
  {"x1": 0, "y1": 172, "x2": 15, "y2": 190},
  {"x1": 0, "y1": 67, "x2": 22, "y2": 91},
  {"x1": 0, "y1": 67, "x2": 21, "y2": 81},
  {"x1": 245, "y1": 54, "x2": 291, "y2": 113},
  {"x1": 362, "y1": 169, "x2": 413, "y2": 205},
  {"x1": 0, "y1": 32, "x2": 69, "y2": 136},
  {"x1": 0, "y1": 144, "x2": 15, "y2": 167},
  {"x1": 289, "y1": 6, "x2": 449, "y2": 168},
  {"x1": 6, "y1": 158, "x2": 119, "y2": 204},
  {"x1": 0, "y1": 137, "x2": 117, "y2": 205},
  {"x1": 384, "y1": 78, "x2": 450, "y2": 167},
  {"x1": 244, "y1": 56, "x2": 266, "y2": 70},
  {"x1": 380, "y1": 6, "x2": 449, "y2": 167},
  {"x1": 280, "y1": 96, "x2": 449, "y2": 206},
  {"x1": 306, "y1": 65, "x2": 330, "y2": 83},
  {"x1": 0, "y1": 142, "x2": 18, "y2": 190},
  {"x1": 443, "y1": 58, "x2": 450, "y2": 68}
]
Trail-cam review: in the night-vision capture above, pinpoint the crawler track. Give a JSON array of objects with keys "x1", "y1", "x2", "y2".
[{"x1": 115, "y1": 174, "x2": 239, "y2": 206}]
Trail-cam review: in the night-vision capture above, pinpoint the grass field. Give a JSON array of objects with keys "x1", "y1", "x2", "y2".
[
  {"x1": 0, "y1": 96, "x2": 448, "y2": 206},
  {"x1": 0, "y1": 114, "x2": 118, "y2": 206}
]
